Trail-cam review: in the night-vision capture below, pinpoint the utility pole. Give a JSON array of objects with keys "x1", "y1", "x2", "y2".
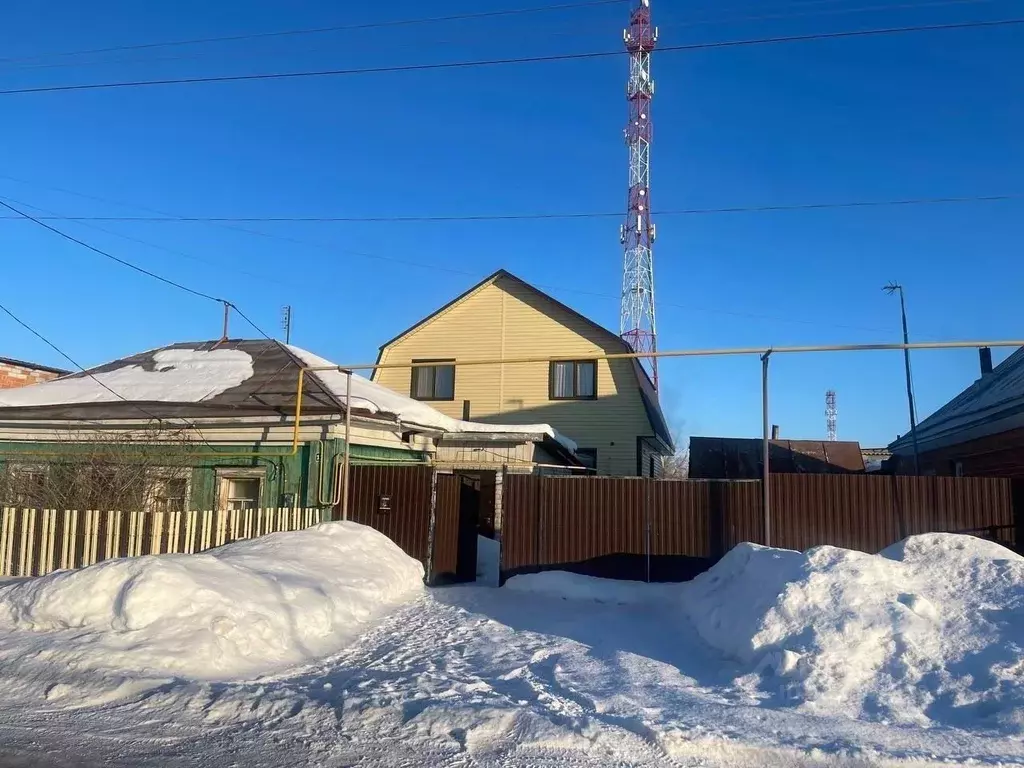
[
  {"x1": 281, "y1": 305, "x2": 292, "y2": 344},
  {"x1": 883, "y1": 283, "x2": 920, "y2": 475}
]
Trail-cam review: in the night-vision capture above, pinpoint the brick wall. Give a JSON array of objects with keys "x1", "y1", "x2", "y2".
[{"x1": 0, "y1": 361, "x2": 63, "y2": 390}]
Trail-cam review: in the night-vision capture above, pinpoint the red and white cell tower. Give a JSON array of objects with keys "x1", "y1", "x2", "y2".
[{"x1": 620, "y1": 0, "x2": 659, "y2": 389}]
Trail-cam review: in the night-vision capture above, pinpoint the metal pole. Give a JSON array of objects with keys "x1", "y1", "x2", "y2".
[
  {"x1": 326, "y1": 339, "x2": 1024, "y2": 373},
  {"x1": 342, "y1": 370, "x2": 352, "y2": 521},
  {"x1": 898, "y1": 289, "x2": 921, "y2": 476},
  {"x1": 884, "y1": 283, "x2": 921, "y2": 475},
  {"x1": 761, "y1": 351, "x2": 772, "y2": 547},
  {"x1": 221, "y1": 301, "x2": 230, "y2": 341}
]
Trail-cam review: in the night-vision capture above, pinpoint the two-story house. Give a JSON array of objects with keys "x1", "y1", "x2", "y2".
[{"x1": 373, "y1": 270, "x2": 673, "y2": 476}]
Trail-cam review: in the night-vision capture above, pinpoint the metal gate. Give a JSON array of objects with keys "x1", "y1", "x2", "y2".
[{"x1": 340, "y1": 465, "x2": 461, "y2": 583}]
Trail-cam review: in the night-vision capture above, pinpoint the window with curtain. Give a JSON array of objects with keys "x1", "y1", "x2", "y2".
[
  {"x1": 550, "y1": 360, "x2": 598, "y2": 400},
  {"x1": 411, "y1": 360, "x2": 456, "y2": 401}
]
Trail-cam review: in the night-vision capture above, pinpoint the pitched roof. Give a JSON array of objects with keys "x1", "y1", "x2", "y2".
[
  {"x1": 889, "y1": 346, "x2": 1024, "y2": 453},
  {"x1": 689, "y1": 436, "x2": 865, "y2": 479},
  {"x1": 0, "y1": 356, "x2": 70, "y2": 376},
  {"x1": 0, "y1": 340, "x2": 577, "y2": 452},
  {"x1": 377, "y1": 269, "x2": 674, "y2": 451}
]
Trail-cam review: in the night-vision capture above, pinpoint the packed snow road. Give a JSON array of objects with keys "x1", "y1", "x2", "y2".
[
  {"x1": 2, "y1": 525, "x2": 1024, "y2": 766},
  {"x1": 1, "y1": 584, "x2": 1023, "y2": 767}
]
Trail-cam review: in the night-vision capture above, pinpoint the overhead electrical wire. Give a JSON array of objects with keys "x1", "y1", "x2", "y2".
[
  {"x1": 0, "y1": 298, "x2": 167, "y2": 422},
  {"x1": 0, "y1": 198, "x2": 274, "y2": 340},
  {"x1": 2, "y1": 18, "x2": 1021, "y2": 96},
  {"x1": 0, "y1": 193, "x2": 1017, "y2": 222},
  {"x1": 0, "y1": 0, "x2": 626, "y2": 66},
  {"x1": 0, "y1": 182, "x2": 895, "y2": 334},
  {"x1": 3, "y1": 0, "x2": 999, "y2": 73}
]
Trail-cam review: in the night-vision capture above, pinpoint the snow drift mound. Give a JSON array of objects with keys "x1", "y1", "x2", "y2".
[
  {"x1": 0, "y1": 522, "x2": 423, "y2": 681},
  {"x1": 682, "y1": 534, "x2": 1024, "y2": 732}
]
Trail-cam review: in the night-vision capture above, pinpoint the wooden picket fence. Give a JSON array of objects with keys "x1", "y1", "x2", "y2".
[{"x1": 0, "y1": 507, "x2": 323, "y2": 578}]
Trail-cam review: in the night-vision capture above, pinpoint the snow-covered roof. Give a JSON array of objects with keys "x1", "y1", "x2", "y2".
[
  {"x1": 0, "y1": 348, "x2": 254, "y2": 407},
  {"x1": 0, "y1": 340, "x2": 575, "y2": 452}
]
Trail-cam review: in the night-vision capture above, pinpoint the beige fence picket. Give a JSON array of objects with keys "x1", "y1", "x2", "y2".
[{"x1": 0, "y1": 506, "x2": 320, "y2": 578}]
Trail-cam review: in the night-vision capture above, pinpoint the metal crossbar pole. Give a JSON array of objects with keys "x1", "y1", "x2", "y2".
[
  {"x1": 761, "y1": 351, "x2": 772, "y2": 547},
  {"x1": 318, "y1": 339, "x2": 1024, "y2": 372}
]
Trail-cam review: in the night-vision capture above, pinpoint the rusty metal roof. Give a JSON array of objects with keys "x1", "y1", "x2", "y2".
[{"x1": 688, "y1": 436, "x2": 866, "y2": 479}]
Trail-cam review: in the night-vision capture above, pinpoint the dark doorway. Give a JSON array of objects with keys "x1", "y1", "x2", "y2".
[{"x1": 455, "y1": 475, "x2": 480, "y2": 582}]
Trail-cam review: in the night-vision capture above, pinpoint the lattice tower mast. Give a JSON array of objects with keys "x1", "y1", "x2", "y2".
[
  {"x1": 619, "y1": 0, "x2": 659, "y2": 389},
  {"x1": 826, "y1": 390, "x2": 838, "y2": 441}
]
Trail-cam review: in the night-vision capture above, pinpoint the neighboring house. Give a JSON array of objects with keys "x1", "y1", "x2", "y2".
[
  {"x1": 0, "y1": 357, "x2": 68, "y2": 390},
  {"x1": 689, "y1": 436, "x2": 866, "y2": 479},
  {"x1": 889, "y1": 347, "x2": 1024, "y2": 478},
  {"x1": 0, "y1": 339, "x2": 578, "y2": 513},
  {"x1": 861, "y1": 447, "x2": 892, "y2": 473},
  {"x1": 372, "y1": 269, "x2": 674, "y2": 477}
]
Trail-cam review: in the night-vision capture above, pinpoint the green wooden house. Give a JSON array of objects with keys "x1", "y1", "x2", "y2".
[{"x1": 0, "y1": 340, "x2": 577, "y2": 514}]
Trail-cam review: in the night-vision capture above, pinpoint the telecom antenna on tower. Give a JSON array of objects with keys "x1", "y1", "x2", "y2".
[
  {"x1": 619, "y1": 0, "x2": 659, "y2": 389},
  {"x1": 826, "y1": 390, "x2": 838, "y2": 442}
]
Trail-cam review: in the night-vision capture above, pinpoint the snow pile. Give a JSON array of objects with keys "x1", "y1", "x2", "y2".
[
  {"x1": 476, "y1": 535, "x2": 500, "y2": 586},
  {"x1": 0, "y1": 522, "x2": 423, "y2": 681},
  {"x1": 0, "y1": 348, "x2": 254, "y2": 407},
  {"x1": 289, "y1": 345, "x2": 576, "y2": 451},
  {"x1": 505, "y1": 571, "x2": 676, "y2": 605},
  {"x1": 681, "y1": 534, "x2": 1024, "y2": 730}
]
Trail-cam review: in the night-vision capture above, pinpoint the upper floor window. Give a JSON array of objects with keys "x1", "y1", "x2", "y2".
[
  {"x1": 412, "y1": 360, "x2": 455, "y2": 401},
  {"x1": 550, "y1": 360, "x2": 597, "y2": 400}
]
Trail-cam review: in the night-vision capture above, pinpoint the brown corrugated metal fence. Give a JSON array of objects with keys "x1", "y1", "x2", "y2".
[
  {"x1": 341, "y1": 466, "x2": 461, "y2": 583},
  {"x1": 500, "y1": 474, "x2": 1019, "y2": 581}
]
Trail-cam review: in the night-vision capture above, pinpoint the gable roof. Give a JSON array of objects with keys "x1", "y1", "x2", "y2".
[
  {"x1": 889, "y1": 346, "x2": 1024, "y2": 453},
  {"x1": 377, "y1": 269, "x2": 674, "y2": 451},
  {"x1": 689, "y1": 436, "x2": 865, "y2": 479},
  {"x1": 0, "y1": 340, "x2": 577, "y2": 454}
]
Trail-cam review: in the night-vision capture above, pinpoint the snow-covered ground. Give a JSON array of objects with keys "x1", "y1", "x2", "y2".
[{"x1": 0, "y1": 526, "x2": 1022, "y2": 767}]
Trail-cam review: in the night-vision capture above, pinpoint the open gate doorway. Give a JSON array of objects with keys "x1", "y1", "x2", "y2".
[
  {"x1": 338, "y1": 466, "x2": 499, "y2": 586},
  {"x1": 446, "y1": 470, "x2": 499, "y2": 585}
]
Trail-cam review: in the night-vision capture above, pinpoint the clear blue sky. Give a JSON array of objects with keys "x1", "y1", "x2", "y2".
[{"x1": 1, "y1": 0, "x2": 1021, "y2": 447}]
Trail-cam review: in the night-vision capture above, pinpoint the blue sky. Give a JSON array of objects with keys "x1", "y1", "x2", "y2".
[{"x1": 1, "y1": 0, "x2": 1021, "y2": 447}]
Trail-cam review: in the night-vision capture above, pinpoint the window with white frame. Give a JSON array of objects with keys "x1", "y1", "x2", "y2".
[{"x1": 216, "y1": 469, "x2": 265, "y2": 511}]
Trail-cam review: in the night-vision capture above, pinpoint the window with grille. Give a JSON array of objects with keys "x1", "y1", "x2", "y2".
[
  {"x1": 411, "y1": 360, "x2": 456, "y2": 401},
  {"x1": 224, "y1": 478, "x2": 261, "y2": 510},
  {"x1": 150, "y1": 477, "x2": 189, "y2": 514},
  {"x1": 550, "y1": 360, "x2": 597, "y2": 400}
]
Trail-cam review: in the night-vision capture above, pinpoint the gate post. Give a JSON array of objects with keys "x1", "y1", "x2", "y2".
[{"x1": 1013, "y1": 479, "x2": 1024, "y2": 554}]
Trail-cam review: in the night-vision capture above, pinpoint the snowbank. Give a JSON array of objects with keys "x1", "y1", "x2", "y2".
[
  {"x1": 476, "y1": 535, "x2": 500, "y2": 586},
  {"x1": 681, "y1": 534, "x2": 1024, "y2": 731},
  {"x1": 0, "y1": 522, "x2": 423, "y2": 681},
  {"x1": 505, "y1": 571, "x2": 676, "y2": 605},
  {"x1": 0, "y1": 348, "x2": 253, "y2": 407}
]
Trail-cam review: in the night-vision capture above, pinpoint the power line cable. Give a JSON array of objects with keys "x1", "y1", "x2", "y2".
[
  {"x1": 0, "y1": 198, "x2": 224, "y2": 302},
  {"x1": 0, "y1": 0, "x2": 626, "y2": 66},
  {"x1": 0, "y1": 197, "x2": 276, "y2": 340},
  {"x1": 0, "y1": 193, "x2": 1017, "y2": 222},
  {"x1": 2, "y1": 17, "x2": 1021, "y2": 96},
  {"x1": 0, "y1": 298, "x2": 167, "y2": 421},
  {"x1": 3, "y1": 0, "x2": 997, "y2": 73},
  {"x1": 0, "y1": 180, "x2": 898, "y2": 334}
]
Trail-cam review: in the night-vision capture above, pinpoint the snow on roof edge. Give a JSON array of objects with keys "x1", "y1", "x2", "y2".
[{"x1": 286, "y1": 345, "x2": 576, "y2": 452}]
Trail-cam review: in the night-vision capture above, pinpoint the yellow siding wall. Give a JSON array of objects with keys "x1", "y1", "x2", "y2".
[{"x1": 375, "y1": 277, "x2": 655, "y2": 476}]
